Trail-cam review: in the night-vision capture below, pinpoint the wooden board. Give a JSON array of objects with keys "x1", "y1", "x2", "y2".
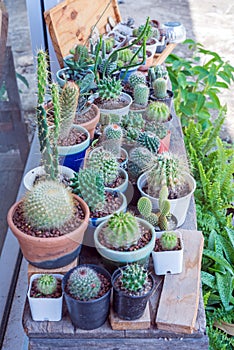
[
  {"x1": 156, "y1": 229, "x2": 204, "y2": 334},
  {"x1": 44, "y1": 0, "x2": 121, "y2": 67},
  {"x1": 27, "y1": 259, "x2": 78, "y2": 284},
  {"x1": 152, "y1": 43, "x2": 177, "y2": 66},
  {"x1": 0, "y1": 1, "x2": 8, "y2": 77},
  {"x1": 109, "y1": 302, "x2": 151, "y2": 330}
]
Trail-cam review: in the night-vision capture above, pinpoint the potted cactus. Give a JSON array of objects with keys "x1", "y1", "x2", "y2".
[
  {"x1": 93, "y1": 211, "x2": 156, "y2": 270},
  {"x1": 62, "y1": 264, "x2": 111, "y2": 329},
  {"x1": 151, "y1": 230, "x2": 184, "y2": 275},
  {"x1": 149, "y1": 77, "x2": 174, "y2": 110},
  {"x1": 7, "y1": 180, "x2": 90, "y2": 269},
  {"x1": 28, "y1": 273, "x2": 63, "y2": 321},
  {"x1": 111, "y1": 263, "x2": 155, "y2": 320},
  {"x1": 137, "y1": 152, "x2": 196, "y2": 226}
]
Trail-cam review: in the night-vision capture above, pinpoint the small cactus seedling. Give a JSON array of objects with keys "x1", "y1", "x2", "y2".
[
  {"x1": 36, "y1": 274, "x2": 57, "y2": 295},
  {"x1": 133, "y1": 83, "x2": 149, "y2": 107},
  {"x1": 97, "y1": 77, "x2": 122, "y2": 101},
  {"x1": 120, "y1": 264, "x2": 148, "y2": 292},
  {"x1": 128, "y1": 71, "x2": 146, "y2": 88},
  {"x1": 104, "y1": 211, "x2": 141, "y2": 249},
  {"x1": 152, "y1": 77, "x2": 167, "y2": 99},
  {"x1": 146, "y1": 101, "x2": 170, "y2": 123},
  {"x1": 103, "y1": 124, "x2": 123, "y2": 157},
  {"x1": 159, "y1": 231, "x2": 178, "y2": 251},
  {"x1": 67, "y1": 266, "x2": 101, "y2": 301}
]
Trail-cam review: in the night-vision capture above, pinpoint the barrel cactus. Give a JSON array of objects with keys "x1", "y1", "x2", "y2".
[
  {"x1": 160, "y1": 231, "x2": 178, "y2": 251},
  {"x1": 128, "y1": 71, "x2": 146, "y2": 88},
  {"x1": 120, "y1": 264, "x2": 148, "y2": 292},
  {"x1": 23, "y1": 180, "x2": 74, "y2": 230},
  {"x1": 129, "y1": 146, "x2": 154, "y2": 171},
  {"x1": 97, "y1": 77, "x2": 122, "y2": 100},
  {"x1": 121, "y1": 112, "x2": 145, "y2": 130},
  {"x1": 152, "y1": 77, "x2": 167, "y2": 99},
  {"x1": 137, "y1": 131, "x2": 160, "y2": 154},
  {"x1": 133, "y1": 83, "x2": 149, "y2": 106},
  {"x1": 146, "y1": 101, "x2": 170, "y2": 123},
  {"x1": 103, "y1": 124, "x2": 123, "y2": 157},
  {"x1": 36, "y1": 274, "x2": 57, "y2": 295},
  {"x1": 104, "y1": 212, "x2": 141, "y2": 249},
  {"x1": 145, "y1": 122, "x2": 167, "y2": 139},
  {"x1": 67, "y1": 266, "x2": 101, "y2": 301}
]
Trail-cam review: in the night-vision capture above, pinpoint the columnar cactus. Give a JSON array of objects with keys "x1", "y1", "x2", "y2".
[
  {"x1": 104, "y1": 212, "x2": 141, "y2": 249},
  {"x1": 152, "y1": 77, "x2": 168, "y2": 99},
  {"x1": 23, "y1": 180, "x2": 74, "y2": 229},
  {"x1": 137, "y1": 131, "x2": 160, "y2": 154},
  {"x1": 120, "y1": 264, "x2": 148, "y2": 292},
  {"x1": 67, "y1": 266, "x2": 101, "y2": 301},
  {"x1": 148, "y1": 65, "x2": 168, "y2": 87},
  {"x1": 146, "y1": 101, "x2": 170, "y2": 123},
  {"x1": 36, "y1": 274, "x2": 57, "y2": 295},
  {"x1": 70, "y1": 168, "x2": 105, "y2": 212},
  {"x1": 87, "y1": 148, "x2": 119, "y2": 185},
  {"x1": 160, "y1": 231, "x2": 178, "y2": 250},
  {"x1": 133, "y1": 83, "x2": 149, "y2": 106},
  {"x1": 103, "y1": 124, "x2": 123, "y2": 157},
  {"x1": 128, "y1": 71, "x2": 146, "y2": 88},
  {"x1": 59, "y1": 81, "x2": 80, "y2": 140},
  {"x1": 97, "y1": 77, "x2": 122, "y2": 100}
]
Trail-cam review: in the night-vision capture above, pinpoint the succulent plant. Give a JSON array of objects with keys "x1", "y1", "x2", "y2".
[
  {"x1": 23, "y1": 180, "x2": 74, "y2": 230},
  {"x1": 120, "y1": 264, "x2": 148, "y2": 292},
  {"x1": 87, "y1": 148, "x2": 119, "y2": 185},
  {"x1": 104, "y1": 37, "x2": 115, "y2": 54},
  {"x1": 59, "y1": 81, "x2": 80, "y2": 140},
  {"x1": 159, "y1": 231, "x2": 178, "y2": 250},
  {"x1": 36, "y1": 274, "x2": 57, "y2": 295},
  {"x1": 152, "y1": 77, "x2": 168, "y2": 99},
  {"x1": 146, "y1": 101, "x2": 170, "y2": 123},
  {"x1": 67, "y1": 266, "x2": 101, "y2": 301},
  {"x1": 137, "y1": 131, "x2": 160, "y2": 154},
  {"x1": 145, "y1": 122, "x2": 167, "y2": 139},
  {"x1": 133, "y1": 23, "x2": 159, "y2": 41},
  {"x1": 128, "y1": 71, "x2": 146, "y2": 88},
  {"x1": 129, "y1": 146, "x2": 154, "y2": 171},
  {"x1": 121, "y1": 111, "x2": 145, "y2": 130},
  {"x1": 148, "y1": 65, "x2": 168, "y2": 87},
  {"x1": 137, "y1": 196, "x2": 152, "y2": 218},
  {"x1": 117, "y1": 48, "x2": 138, "y2": 68},
  {"x1": 103, "y1": 124, "x2": 123, "y2": 157},
  {"x1": 104, "y1": 212, "x2": 141, "y2": 249},
  {"x1": 125, "y1": 127, "x2": 140, "y2": 142},
  {"x1": 133, "y1": 83, "x2": 149, "y2": 106},
  {"x1": 70, "y1": 168, "x2": 105, "y2": 212},
  {"x1": 97, "y1": 77, "x2": 122, "y2": 100}
]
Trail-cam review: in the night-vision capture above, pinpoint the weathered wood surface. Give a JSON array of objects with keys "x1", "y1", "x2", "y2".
[
  {"x1": 152, "y1": 43, "x2": 177, "y2": 66},
  {"x1": 156, "y1": 229, "x2": 204, "y2": 334},
  {"x1": 44, "y1": 0, "x2": 122, "y2": 67}
]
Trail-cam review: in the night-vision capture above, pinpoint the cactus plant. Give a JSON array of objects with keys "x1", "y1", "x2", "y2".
[
  {"x1": 129, "y1": 146, "x2": 154, "y2": 171},
  {"x1": 152, "y1": 77, "x2": 168, "y2": 99},
  {"x1": 125, "y1": 127, "x2": 140, "y2": 142},
  {"x1": 70, "y1": 168, "x2": 105, "y2": 212},
  {"x1": 120, "y1": 264, "x2": 148, "y2": 292},
  {"x1": 148, "y1": 65, "x2": 168, "y2": 87},
  {"x1": 145, "y1": 122, "x2": 167, "y2": 139},
  {"x1": 133, "y1": 83, "x2": 149, "y2": 106},
  {"x1": 97, "y1": 77, "x2": 122, "y2": 100},
  {"x1": 128, "y1": 71, "x2": 146, "y2": 88},
  {"x1": 22, "y1": 180, "x2": 74, "y2": 230},
  {"x1": 137, "y1": 131, "x2": 160, "y2": 154},
  {"x1": 103, "y1": 124, "x2": 123, "y2": 157},
  {"x1": 36, "y1": 274, "x2": 57, "y2": 295},
  {"x1": 137, "y1": 196, "x2": 152, "y2": 218},
  {"x1": 59, "y1": 81, "x2": 80, "y2": 140},
  {"x1": 117, "y1": 48, "x2": 138, "y2": 68},
  {"x1": 121, "y1": 112, "x2": 145, "y2": 130},
  {"x1": 146, "y1": 101, "x2": 170, "y2": 123},
  {"x1": 133, "y1": 23, "x2": 160, "y2": 41},
  {"x1": 87, "y1": 148, "x2": 119, "y2": 185},
  {"x1": 104, "y1": 212, "x2": 141, "y2": 249},
  {"x1": 67, "y1": 266, "x2": 101, "y2": 301},
  {"x1": 159, "y1": 231, "x2": 178, "y2": 251}
]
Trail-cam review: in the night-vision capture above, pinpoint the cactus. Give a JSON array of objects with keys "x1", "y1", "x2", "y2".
[
  {"x1": 104, "y1": 37, "x2": 115, "y2": 54},
  {"x1": 97, "y1": 77, "x2": 122, "y2": 100},
  {"x1": 67, "y1": 266, "x2": 101, "y2": 301},
  {"x1": 128, "y1": 71, "x2": 146, "y2": 88},
  {"x1": 104, "y1": 212, "x2": 141, "y2": 249},
  {"x1": 133, "y1": 23, "x2": 159, "y2": 41},
  {"x1": 145, "y1": 122, "x2": 167, "y2": 139},
  {"x1": 137, "y1": 197, "x2": 152, "y2": 218},
  {"x1": 133, "y1": 83, "x2": 149, "y2": 107},
  {"x1": 59, "y1": 81, "x2": 80, "y2": 140},
  {"x1": 120, "y1": 264, "x2": 148, "y2": 292},
  {"x1": 121, "y1": 112, "x2": 145, "y2": 130},
  {"x1": 23, "y1": 180, "x2": 74, "y2": 229},
  {"x1": 36, "y1": 274, "x2": 57, "y2": 295},
  {"x1": 137, "y1": 131, "x2": 160, "y2": 154},
  {"x1": 146, "y1": 101, "x2": 170, "y2": 123},
  {"x1": 125, "y1": 127, "x2": 140, "y2": 142},
  {"x1": 87, "y1": 148, "x2": 119, "y2": 185},
  {"x1": 148, "y1": 65, "x2": 168, "y2": 87},
  {"x1": 70, "y1": 168, "x2": 105, "y2": 212},
  {"x1": 152, "y1": 77, "x2": 168, "y2": 99},
  {"x1": 129, "y1": 146, "x2": 154, "y2": 171},
  {"x1": 117, "y1": 48, "x2": 138, "y2": 67},
  {"x1": 160, "y1": 231, "x2": 178, "y2": 251},
  {"x1": 102, "y1": 124, "x2": 123, "y2": 157}
]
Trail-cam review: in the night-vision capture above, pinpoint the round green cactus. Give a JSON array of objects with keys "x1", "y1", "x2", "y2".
[
  {"x1": 145, "y1": 122, "x2": 167, "y2": 139},
  {"x1": 23, "y1": 180, "x2": 74, "y2": 229},
  {"x1": 103, "y1": 124, "x2": 123, "y2": 157},
  {"x1": 121, "y1": 112, "x2": 145, "y2": 130},
  {"x1": 97, "y1": 77, "x2": 122, "y2": 100},
  {"x1": 120, "y1": 264, "x2": 148, "y2": 292},
  {"x1": 152, "y1": 77, "x2": 168, "y2": 99},
  {"x1": 137, "y1": 131, "x2": 160, "y2": 154},
  {"x1": 36, "y1": 274, "x2": 57, "y2": 295},
  {"x1": 128, "y1": 71, "x2": 146, "y2": 88},
  {"x1": 129, "y1": 146, "x2": 154, "y2": 171},
  {"x1": 104, "y1": 212, "x2": 141, "y2": 249},
  {"x1": 137, "y1": 197, "x2": 152, "y2": 218},
  {"x1": 67, "y1": 266, "x2": 101, "y2": 301},
  {"x1": 146, "y1": 101, "x2": 170, "y2": 123},
  {"x1": 160, "y1": 231, "x2": 178, "y2": 250},
  {"x1": 105, "y1": 37, "x2": 115, "y2": 54},
  {"x1": 133, "y1": 83, "x2": 149, "y2": 106},
  {"x1": 118, "y1": 48, "x2": 138, "y2": 67}
]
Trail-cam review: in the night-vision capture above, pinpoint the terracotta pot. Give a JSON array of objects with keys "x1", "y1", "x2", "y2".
[
  {"x1": 158, "y1": 130, "x2": 171, "y2": 153},
  {"x1": 75, "y1": 104, "x2": 100, "y2": 140},
  {"x1": 7, "y1": 195, "x2": 90, "y2": 269}
]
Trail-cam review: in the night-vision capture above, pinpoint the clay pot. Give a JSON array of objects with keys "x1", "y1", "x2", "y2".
[{"x1": 75, "y1": 104, "x2": 100, "y2": 140}]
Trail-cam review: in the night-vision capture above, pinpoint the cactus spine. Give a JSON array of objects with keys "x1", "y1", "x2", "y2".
[
  {"x1": 120, "y1": 264, "x2": 148, "y2": 292},
  {"x1": 152, "y1": 77, "x2": 168, "y2": 99},
  {"x1": 133, "y1": 83, "x2": 149, "y2": 106},
  {"x1": 67, "y1": 266, "x2": 101, "y2": 301},
  {"x1": 137, "y1": 131, "x2": 160, "y2": 154},
  {"x1": 103, "y1": 124, "x2": 123, "y2": 157},
  {"x1": 36, "y1": 274, "x2": 57, "y2": 295},
  {"x1": 97, "y1": 77, "x2": 122, "y2": 100},
  {"x1": 146, "y1": 101, "x2": 170, "y2": 123},
  {"x1": 128, "y1": 71, "x2": 146, "y2": 88},
  {"x1": 160, "y1": 231, "x2": 178, "y2": 250},
  {"x1": 104, "y1": 212, "x2": 141, "y2": 249},
  {"x1": 23, "y1": 180, "x2": 74, "y2": 229}
]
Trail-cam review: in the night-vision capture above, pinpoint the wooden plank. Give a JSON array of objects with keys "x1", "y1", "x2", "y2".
[
  {"x1": 152, "y1": 43, "x2": 177, "y2": 66},
  {"x1": 156, "y1": 229, "x2": 204, "y2": 334},
  {"x1": 109, "y1": 302, "x2": 151, "y2": 330},
  {"x1": 44, "y1": 0, "x2": 122, "y2": 67},
  {"x1": 0, "y1": 1, "x2": 8, "y2": 78}
]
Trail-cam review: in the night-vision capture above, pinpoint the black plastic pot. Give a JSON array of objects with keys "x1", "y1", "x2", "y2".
[
  {"x1": 111, "y1": 267, "x2": 155, "y2": 320},
  {"x1": 149, "y1": 89, "x2": 174, "y2": 110},
  {"x1": 62, "y1": 264, "x2": 111, "y2": 330}
]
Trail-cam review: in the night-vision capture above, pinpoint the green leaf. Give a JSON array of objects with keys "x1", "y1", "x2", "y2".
[
  {"x1": 225, "y1": 227, "x2": 234, "y2": 248},
  {"x1": 216, "y1": 272, "x2": 233, "y2": 310},
  {"x1": 218, "y1": 71, "x2": 231, "y2": 84},
  {"x1": 177, "y1": 72, "x2": 187, "y2": 89},
  {"x1": 196, "y1": 94, "x2": 206, "y2": 113},
  {"x1": 218, "y1": 235, "x2": 234, "y2": 265},
  {"x1": 207, "y1": 91, "x2": 221, "y2": 109},
  {"x1": 16, "y1": 72, "x2": 29, "y2": 88},
  {"x1": 179, "y1": 103, "x2": 194, "y2": 116},
  {"x1": 215, "y1": 81, "x2": 229, "y2": 89},
  {"x1": 201, "y1": 271, "x2": 216, "y2": 289},
  {"x1": 203, "y1": 249, "x2": 234, "y2": 275},
  {"x1": 192, "y1": 66, "x2": 209, "y2": 79}
]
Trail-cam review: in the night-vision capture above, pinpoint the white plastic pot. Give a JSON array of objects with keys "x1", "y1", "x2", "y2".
[{"x1": 99, "y1": 92, "x2": 132, "y2": 121}]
